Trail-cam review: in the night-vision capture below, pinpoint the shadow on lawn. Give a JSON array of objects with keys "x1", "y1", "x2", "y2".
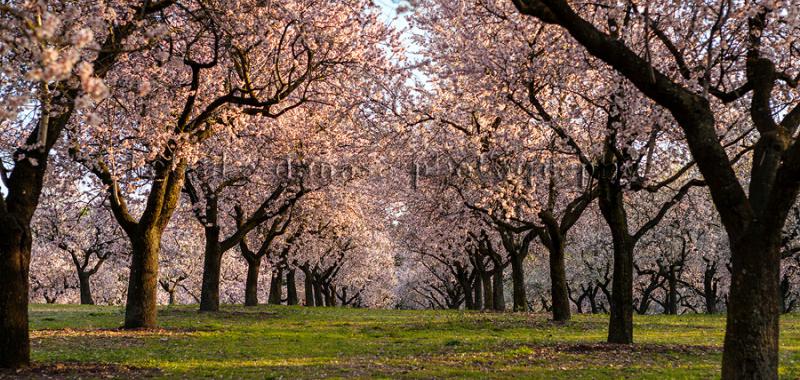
[{"x1": 0, "y1": 362, "x2": 159, "y2": 380}]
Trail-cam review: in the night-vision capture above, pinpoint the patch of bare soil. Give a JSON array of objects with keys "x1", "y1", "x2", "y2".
[{"x1": 0, "y1": 362, "x2": 159, "y2": 379}]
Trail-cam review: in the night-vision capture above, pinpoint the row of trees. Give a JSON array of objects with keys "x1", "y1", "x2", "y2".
[
  {"x1": 0, "y1": 0, "x2": 403, "y2": 368},
  {"x1": 3, "y1": 0, "x2": 800, "y2": 378}
]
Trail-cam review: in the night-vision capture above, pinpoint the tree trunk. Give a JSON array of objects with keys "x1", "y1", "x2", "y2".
[
  {"x1": 268, "y1": 268, "x2": 283, "y2": 305},
  {"x1": 124, "y1": 230, "x2": 161, "y2": 329},
  {"x1": 721, "y1": 229, "x2": 780, "y2": 379},
  {"x1": 302, "y1": 269, "x2": 314, "y2": 306},
  {"x1": 244, "y1": 256, "x2": 261, "y2": 306},
  {"x1": 548, "y1": 240, "x2": 571, "y2": 322},
  {"x1": 482, "y1": 273, "x2": 493, "y2": 310},
  {"x1": 286, "y1": 269, "x2": 298, "y2": 305},
  {"x1": 325, "y1": 285, "x2": 336, "y2": 307},
  {"x1": 666, "y1": 271, "x2": 678, "y2": 315},
  {"x1": 78, "y1": 272, "x2": 94, "y2": 305},
  {"x1": 510, "y1": 253, "x2": 527, "y2": 311},
  {"x1": 458, "y1": 275, "x2": 474, "y2": 310},
  {"x1": 703, "y1": 262, "x2": 719, "y2": 314},
  {"x1": 493, "y1": 269, "x2": 505, "y2": 311},
  {"x1": 199, "y1": 227, "x2": 222, "y2": 312},
  {"x1": 313, "y1": 280, "x2": 324, "y2": 307},
  {"x1": 473, "y1": 276, "x2": 483, "y2": 310},
  {"x1": 0, "y1": 220, "x2": 31, "y2": 368},
  {"x1": 597, "y1": 151, "x2": 634, "y2": 344}
]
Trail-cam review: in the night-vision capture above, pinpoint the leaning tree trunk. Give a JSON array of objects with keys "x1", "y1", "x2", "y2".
[
  {"x1": 78, "y1": 272, "x2": 94, "y2": 305},
  {"x1": 547, "y1": 239, "x2": 571, "y2": 322},
  {"x1": 510, "y1": 253, "x2": 527, "y2": 311},
  {"x1": 0, "y1": 219, "x2": 32, "y2": 368},
  {"x1": 244, "y1": 255, "x2": 262, "y2": 306},
  {"x1": 124, "y1": 229, "x2": 162, "y2": 329},
  {"x1": 493, "y1": 269, "x2": 505, "y2": 311},
  {"x1": 199, "y1": 227, "x2": 222, "y2": 312},
  {"x1": 721, "y1": 228, "x2": 781, "y2": 379},
  {"x1": 286, "y1": 269, "x2": 298, "y2": 305}
]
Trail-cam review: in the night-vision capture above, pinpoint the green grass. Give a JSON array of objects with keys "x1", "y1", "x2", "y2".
[{"x1": 12, "y1": 304, "x2": 800, "y2": 378}]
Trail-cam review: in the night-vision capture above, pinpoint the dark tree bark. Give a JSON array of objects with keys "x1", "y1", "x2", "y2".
[
  {"x1": 301, "y1": 266, "x2": 315, "y2": 306},
  {"x1": 184, "y1": 171, "x2": 303, "y2": 312},
  {"x1": 313, "y1": 279, "x2": 324, "y2": 307},
  {"x1": 512, "y1": 1, "x2": 800, "y2": 376},
  {"x1": 268, "y1": 268, "x2": 283, "y2": 305},
  {"x1": 702, "y1": 259, "x2": 721, "y2": 314},
  {"x1": 531, "y1": 181, "x2": 595, "y2": 322},
  {"x1": 0, "y1": 224, "x2": 31, "y2": 368},
  {"x1": 287, "y1": 269, "x2": 299, "y2": 305},
  {"x1": 244, "y1": 255, "x2": 261, "y2": 306},
  {"x1": 199, "y1": 225, "x2": 222, "y2": 311},
  {"x1": 124, "y1": 228, "x2": 166, "y2": 328},
  {"x1": 539, "y1": 221, "x2": 571, "y2": 321},
  {"x1": 492, "y1": 269, "x2": 505, "y2": 311},
  {"x1": 0, "y1": 3, "x2": 173, "y2": 366},
  {"x1": 473, "y1": 275, "x2": 483, "y2": 310},
  {"x1": 509, "y1": 253, "x2": 527, "y2": 311},
  {"x1": 237, "y1": 214, "x2": 294, "y2": 307},
  {"x1": 455, "y1": 264, "x2": 474, "y2": 310},
  {"x1": 481, "y1": 272, "x2": 493, "y2": 310},
  {"x1": 78, "y1": 273, "x2": 94, "y2": 305}
]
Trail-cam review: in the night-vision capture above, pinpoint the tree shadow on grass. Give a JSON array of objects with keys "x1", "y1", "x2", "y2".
[{"x1": 0, "y1": 362, "x2": 159, "y2": 380}]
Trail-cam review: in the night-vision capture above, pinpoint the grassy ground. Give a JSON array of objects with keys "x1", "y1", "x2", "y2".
[{"x1": 3, "y1": 304, "x2": 800, "y2": 379}]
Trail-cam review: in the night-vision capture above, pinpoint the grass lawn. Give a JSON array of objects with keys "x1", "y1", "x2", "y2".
[{"x1": 3, "y1": 304, "x2": 800, "y2": 379}]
